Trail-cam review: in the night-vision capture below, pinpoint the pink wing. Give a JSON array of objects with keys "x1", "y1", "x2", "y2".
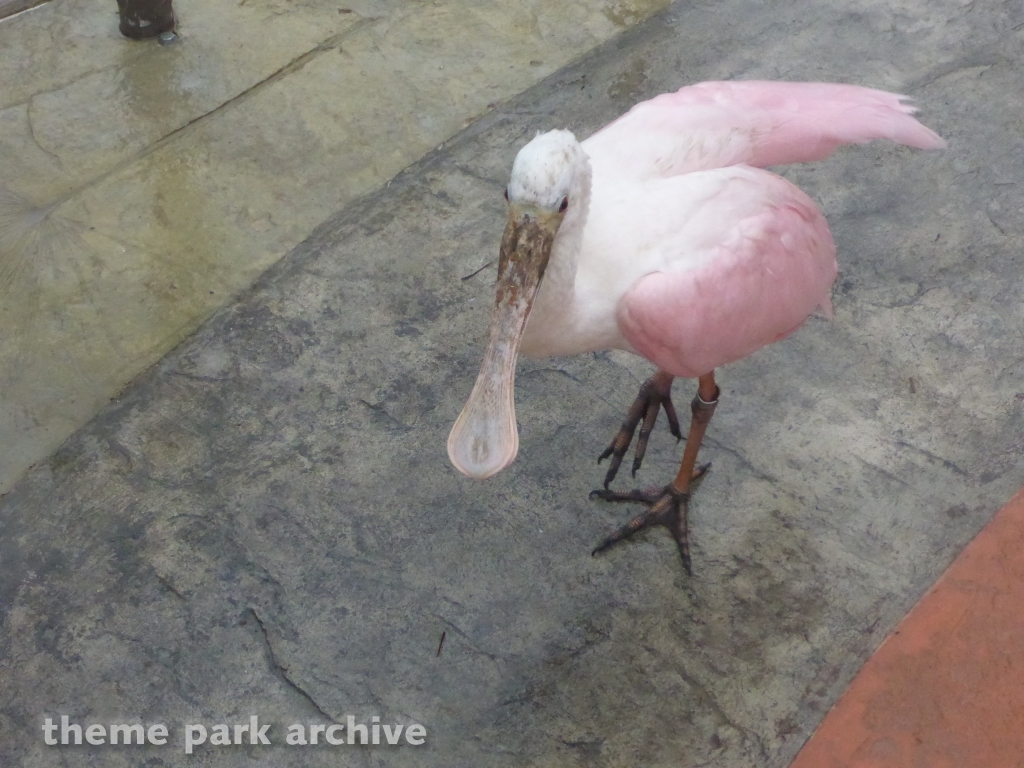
[
  {"x1": 616, "y1": 187, "x2": 837, "y2": 378},
  {"x1": 582, "y1": 81, "x2": 945, "y2": 179}
]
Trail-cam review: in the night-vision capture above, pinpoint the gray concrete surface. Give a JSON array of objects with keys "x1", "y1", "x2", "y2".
[
  {"x1": 2, "y1": 0, "x2": 1023, "y2": 766},
  {"x1": 0, "y1": 0, "x2": 671, "y2": 495}
]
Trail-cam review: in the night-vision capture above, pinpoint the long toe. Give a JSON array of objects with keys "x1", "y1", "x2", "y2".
[
  {"x1": 589, "y1": 486, "x2": 665, "y2": 504},
  {"x1": 591, "y1": 485, "x2": 694, "y2": 574}
]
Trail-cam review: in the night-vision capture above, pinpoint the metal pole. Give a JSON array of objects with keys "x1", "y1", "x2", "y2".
[{"x1": 116, "y1": 0, "x2": 174, "y2": 40}]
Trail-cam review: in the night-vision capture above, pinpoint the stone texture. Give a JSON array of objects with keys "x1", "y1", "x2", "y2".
[
  {"x1": 1, "y1": 0, "x2": 1023, "y2": 766},
  {"x1": 0, "y1": 0, "x2": 671, "y2": 493}
]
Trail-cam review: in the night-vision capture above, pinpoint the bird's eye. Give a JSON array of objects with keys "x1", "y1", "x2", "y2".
[
  {"x1": 503, "y1": 188, "x2": 509, "y2": 202},
  {"x1": 559, "y1": 196, "x2": 569, "y2": 213}
]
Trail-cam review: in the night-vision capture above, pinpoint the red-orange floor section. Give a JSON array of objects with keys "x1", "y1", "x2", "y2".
[{"x1": 791, "y1": 488, "x2": 1024, "y2": 768}]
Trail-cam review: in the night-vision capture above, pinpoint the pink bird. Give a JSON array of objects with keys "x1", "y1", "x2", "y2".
[{"x1": 448, "y1": 81, "x2": 944, "y2": 573}]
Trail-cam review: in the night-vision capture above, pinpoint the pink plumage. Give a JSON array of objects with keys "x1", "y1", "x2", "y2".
[
  {"x1": 583, "y1": 80, "x2": 946, "y2": 179},
  {"x1": 616, "y1": 173, "x2": 837, "y2": 378},
  {"x1": 449, "y1": 79, "x2": 942, "y2": 551},
  {"x1": 583, "y1": 80, "x2": 944, "y2": 377}
]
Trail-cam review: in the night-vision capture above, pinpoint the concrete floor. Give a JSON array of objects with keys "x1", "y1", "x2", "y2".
[
  {"x1": 0, "y1": 0, "x2": 671, "y2": 495},
  {"x1": 1, "y1": 0, "x2": 1023, "y2": 766}
]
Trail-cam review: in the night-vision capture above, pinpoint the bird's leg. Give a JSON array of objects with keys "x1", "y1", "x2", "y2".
[
  {"x1": 597, "y1": 370, "x2": 682, "y2": 488},
  {"x1": 591, "y1": 372, "x2": 720, "y2": 574}
]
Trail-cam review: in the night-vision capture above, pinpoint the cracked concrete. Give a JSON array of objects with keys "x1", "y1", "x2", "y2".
[
  {"x1": 249, "y1": 607, "x2": 341, "y2": 726},
  {"x1": 1, "y1": 0, "x2": 1023, "y2": 766}
]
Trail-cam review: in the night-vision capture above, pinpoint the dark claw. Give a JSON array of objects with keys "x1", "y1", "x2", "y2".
[
  {"x1": 663, "y1": 398, "x2": 683, "y2": 441},
  {"x1": 602, "y1": 456, "x2": 623, "y2": 489},
  {"x1": 679, "y1": 546, "x2": 692, "y2": 577},
  {"x1": 692, "y1": 461, "x2": 712, "y2": 484}
]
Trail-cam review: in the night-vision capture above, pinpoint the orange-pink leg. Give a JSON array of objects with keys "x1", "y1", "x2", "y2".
[{"x1": 592, "y1": 372, "x2": 719, "y2": 574}]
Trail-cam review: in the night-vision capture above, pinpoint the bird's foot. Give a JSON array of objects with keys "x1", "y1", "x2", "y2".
[
  {"x1": 590, "y1": 463, "x2": 711, "y2": 575},
  {"x1": 598, "y1": 372, "x2": 681, "y2": 488}
]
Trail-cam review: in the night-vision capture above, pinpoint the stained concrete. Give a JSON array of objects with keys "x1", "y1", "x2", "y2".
[
  {"x1": 0, "y1": 0, "x2": 671, "y2": 494},
  {"x1": 1, "y1": 0, "x2": 1023, "y2": 766}
]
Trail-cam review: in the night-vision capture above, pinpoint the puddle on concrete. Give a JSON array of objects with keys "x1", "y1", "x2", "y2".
[{"x1": 0, "y1": 0, "x2": 673, "y2": 493}]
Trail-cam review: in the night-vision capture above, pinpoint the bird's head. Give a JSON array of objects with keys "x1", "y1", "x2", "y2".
[{"x1": 448, "y1": 130, "x2": 585, "y2": 478}]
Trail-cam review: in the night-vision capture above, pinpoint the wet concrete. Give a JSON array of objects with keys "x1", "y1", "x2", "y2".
[
  {"x1": 1, "y1": 0, "x2": 1023, "y2": 766},
  {"x1": 0, "y1": 0, "x2": 671, "y2": 494}
]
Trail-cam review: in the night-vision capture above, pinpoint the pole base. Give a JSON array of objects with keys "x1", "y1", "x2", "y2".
[{"x1": 116, "y1": 0, "x2": 175, "y2": 40}]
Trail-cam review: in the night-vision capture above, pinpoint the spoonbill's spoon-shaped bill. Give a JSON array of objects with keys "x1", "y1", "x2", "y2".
[{"x1": 446, "y1": 201, "x2": 565, "y2": 478}]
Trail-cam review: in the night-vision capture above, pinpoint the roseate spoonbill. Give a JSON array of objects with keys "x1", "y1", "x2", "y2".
[{"x1": 447, "y1": 81, "x2": 944, "y2": 573}]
